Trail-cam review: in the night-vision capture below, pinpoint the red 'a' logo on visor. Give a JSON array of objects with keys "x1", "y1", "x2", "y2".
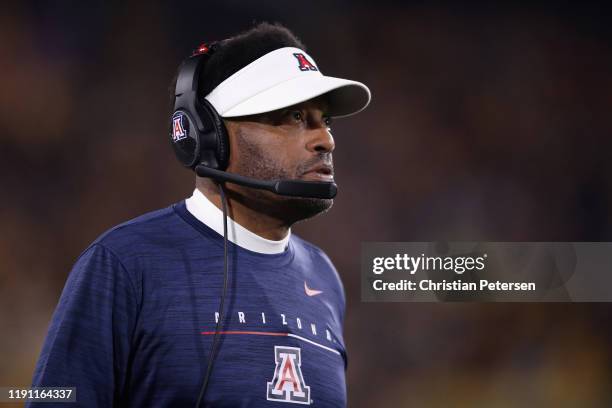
[{"x1": 293, "y1": 53, "x2": 318, "y2": 72}]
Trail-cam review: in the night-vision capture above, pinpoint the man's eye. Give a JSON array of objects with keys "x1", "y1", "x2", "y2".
[
  {"x1": 324, "y1": 116, "x2": 332, "y2": 127},
  {"x1": 291, "y1": 111, "x2": 304, "y2": 122}
]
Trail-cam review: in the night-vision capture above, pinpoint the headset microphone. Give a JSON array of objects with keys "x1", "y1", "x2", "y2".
[{"x1": 194, "y1": 165, "x2": 337, "y2": 199}]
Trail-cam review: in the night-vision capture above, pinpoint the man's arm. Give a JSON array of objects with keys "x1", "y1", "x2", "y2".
[{"x1": 28, "y1": 243, "x2": 140, "y2": 407}]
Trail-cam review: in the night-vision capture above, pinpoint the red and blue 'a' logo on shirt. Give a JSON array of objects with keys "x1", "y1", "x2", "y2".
[
  {"x1": 293, "y1": 53, "x2": 318, "y2": 72},
  {"x1": 267, "y1": 346, "x2": 311, "y2": 404}
]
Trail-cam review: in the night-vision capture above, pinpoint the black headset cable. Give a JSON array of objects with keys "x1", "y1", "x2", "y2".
[{"x1": 195, "y1": 183, "x2": 230, "y2": 408}]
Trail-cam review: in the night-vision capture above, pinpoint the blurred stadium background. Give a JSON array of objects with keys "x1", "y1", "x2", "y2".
[{"x1": 1, "y1": 1, "x2": 611, "y2": 406}]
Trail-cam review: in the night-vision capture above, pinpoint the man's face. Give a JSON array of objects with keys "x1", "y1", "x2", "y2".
[{"x1": 224, "y1": 96, "x2": 335, "y2": 225}]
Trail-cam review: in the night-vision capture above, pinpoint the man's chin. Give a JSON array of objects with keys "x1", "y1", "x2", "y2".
[
  {"x1": 225, "y1": 183, "x2": 333, "y2": 224},
  {"x1": 282, "y1": 196, "x2": 334, "y2": 224}
]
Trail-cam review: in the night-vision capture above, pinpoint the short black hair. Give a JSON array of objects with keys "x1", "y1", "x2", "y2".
[
  {"x1": 169, "y1": 22, "x2": 306, "y2": 106},
  {"x1": 199, "y1": 22, "x2": 306, "y2": 98}
]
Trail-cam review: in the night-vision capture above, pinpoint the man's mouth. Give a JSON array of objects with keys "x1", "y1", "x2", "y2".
[{"x1": 301, "y1": 164, "x2": 334, "y2": 182}]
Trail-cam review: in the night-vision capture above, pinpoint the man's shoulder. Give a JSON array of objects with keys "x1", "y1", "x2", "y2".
[
  {"x1": 290, "y1": 234, "x2": 336, "y2": 270},
  {"x1": 291, "y1": 234, "x2": 346, "y2": 305},
  {"x1": 291, "y1": 234, "x2": 327, "y2": 255},
  {"x1": 92, "y1": 202, "x2": 193, "y2": 258}
]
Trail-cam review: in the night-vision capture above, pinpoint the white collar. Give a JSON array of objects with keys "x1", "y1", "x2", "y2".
[{"x1": 185, "y1": 188, "x2": 290, "y2": 254}]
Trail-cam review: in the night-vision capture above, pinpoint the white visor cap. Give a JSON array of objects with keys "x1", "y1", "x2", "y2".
[{"x1": 205, "y1": 47, "x2": 371, "y2": 118}]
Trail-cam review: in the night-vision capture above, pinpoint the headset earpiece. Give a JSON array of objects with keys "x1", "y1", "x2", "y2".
[
  {"x1": 170, "y1": 110, "x2": 200, "y2": 168},
  {"x1": 170, "y1": 44, "x2": 229, "y2": 171},
  {"x1": 198, "y1": 99, "x2": 229, "y2": 171}
]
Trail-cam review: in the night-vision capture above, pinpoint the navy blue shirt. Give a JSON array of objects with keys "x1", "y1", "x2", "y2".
[{"x1": 29, "y1": 201, "x2": 347, "y2": 407}]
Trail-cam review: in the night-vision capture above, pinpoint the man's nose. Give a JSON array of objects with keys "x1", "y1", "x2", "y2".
[{"x1": 305, "y1": 127, "x2": 335, "y2": 154}]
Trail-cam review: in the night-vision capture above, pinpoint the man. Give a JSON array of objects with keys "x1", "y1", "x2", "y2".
[{"x1": 29, "y1": 22, "x2": 370, "y2": 407}]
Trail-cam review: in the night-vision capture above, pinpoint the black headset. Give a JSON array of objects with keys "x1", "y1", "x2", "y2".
[{"x1": 170, "y1": 43, "x2": 229, "y2": 171}]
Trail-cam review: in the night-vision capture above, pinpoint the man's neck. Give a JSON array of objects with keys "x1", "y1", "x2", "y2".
[{"x1": 196, "y1": 185, "x2": 290, "y2": 241}]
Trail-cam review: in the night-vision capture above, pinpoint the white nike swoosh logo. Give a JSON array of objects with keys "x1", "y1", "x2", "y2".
[{"x1": 304, "y1": 281, "x2": 323, "y2": 297}]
